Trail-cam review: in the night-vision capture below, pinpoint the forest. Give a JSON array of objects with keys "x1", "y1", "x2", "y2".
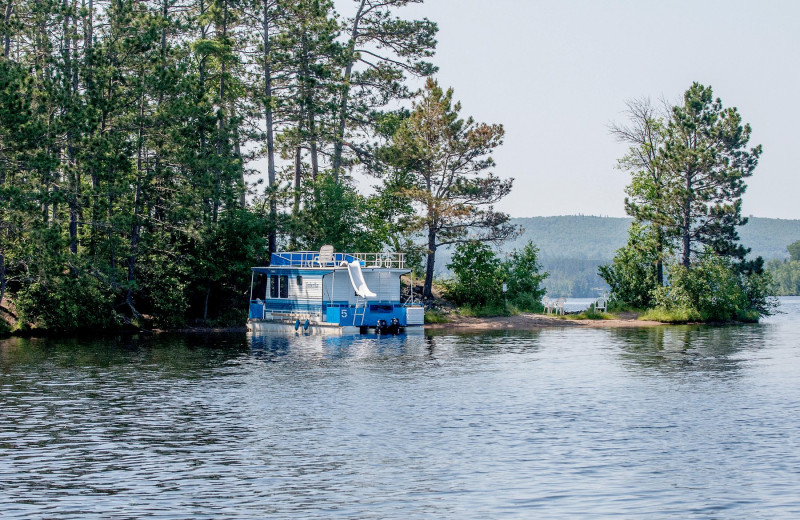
[
  {"x1": 0, "y1": 2, "x2": 789, "y2": 333},
  {"x1": 0, "y1": 0, "x2": 519, "y2": 332}
]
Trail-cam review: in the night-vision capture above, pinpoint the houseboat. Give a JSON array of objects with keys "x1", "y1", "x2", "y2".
[{"x1": 247, "y1": 246, "x2": 425, "y2": 335}]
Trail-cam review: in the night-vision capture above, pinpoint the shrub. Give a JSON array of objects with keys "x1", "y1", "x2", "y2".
[
  {"x1": 503, "y1": 241, "x2": 548, "y2": 312},
  {"x1": 444, "y1": 241, "x2": 504, "y2": 307},
  {"x1": 639, "y1": 306, "x2": 700, "y2": 323},
  {"x1": 424, "y1": 309, "x2": 449, "y2": 324},
  {"x1": 457, "y1": 301, "x2": 511, "y2": 317},
  {"x1": 598, "y1": 223, "x2": 660, "y2": 309},
  {"x1": 650, "y1": 255, "x2": 776, "y2": 323},
  {"x1": 15, "y1": 272, "x2": 120, "y2": 331}
]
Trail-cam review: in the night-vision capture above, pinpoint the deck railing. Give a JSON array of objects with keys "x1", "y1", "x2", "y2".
[
  {"x1": 270, "y1": 251, "x2": 405, "y2": 269},
  {"x1": 351, "y1": 252, "x2": 405, "y2": 269}
]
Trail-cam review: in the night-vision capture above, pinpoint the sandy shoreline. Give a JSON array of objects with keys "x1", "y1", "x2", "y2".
[{"x1": 424, "y1": 312, "x2": 664, "y2": 331}]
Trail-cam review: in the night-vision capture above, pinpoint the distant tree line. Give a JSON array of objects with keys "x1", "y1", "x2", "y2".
[
  {"x1": 600, "y1": 83, "x2": 775, "y2": 322},
  {"x1": 767, "y1": 240, "x2": 800, "y2": 296},
  {"x1": 0, "y1": 0, "x2": 515, "y2": 331}
]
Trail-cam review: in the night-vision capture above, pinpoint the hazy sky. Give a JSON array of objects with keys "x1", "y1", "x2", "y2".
[{"x1": 339, "y1": 0, "x2": 800, "y2": 219}]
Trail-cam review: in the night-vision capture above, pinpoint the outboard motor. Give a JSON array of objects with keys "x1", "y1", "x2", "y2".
[
  {"x1": 376, "y1": 319, "x2": 388, "y2": 335},
  {"x1": 388, "y1": 317, "x2": 400, "y2": 335}
]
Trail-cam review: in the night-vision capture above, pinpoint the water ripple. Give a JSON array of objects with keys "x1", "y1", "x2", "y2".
[{"x1": 2, "y1": 300, "x2": 800, "y2": 518}]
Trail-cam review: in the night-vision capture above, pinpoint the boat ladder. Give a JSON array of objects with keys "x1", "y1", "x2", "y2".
[{"x1": 353, "y1": 296, "x2": 367, "y2": 326}]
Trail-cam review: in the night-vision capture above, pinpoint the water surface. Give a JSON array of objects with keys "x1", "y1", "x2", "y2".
[{"x1": 2, "y1": 298, "x2": 799, "y2": 518}]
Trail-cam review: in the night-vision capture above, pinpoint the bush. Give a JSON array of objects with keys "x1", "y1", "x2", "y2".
[
  {"x1": 15, "y1": 272, "x2": 120, "y2": 331},
  {"x1": 650, "y1": 256, "x2": 776, "y2": 323},
  {"x1": 424, "y1": 309, "x2": 449, "y2": 324},
  {"x1": 639, "y1": 306, "x2": 700, "y2": 323},
  {"x1": 445, "y1": 240, "x2": 548, "y2": 312},
  {"x1": 503, "y1": 241, "x2": 547, "y2": 312},
  {"x1": 564, "y1": 306, "x2": 616, "y2": 320},
  {"x1": 598, "y1": 223, "x2": 659, "y2": 309},
  {"x1": 444, "y1": 241, "x2": 504, "y2": 307},
  {"x1": 457, "y1": 301, "x2": 512, "y2": 317}
]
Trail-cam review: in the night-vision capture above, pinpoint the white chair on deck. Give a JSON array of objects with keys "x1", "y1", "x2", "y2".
[
  {"x1": 313, "y1": 245, "x2": 335, "y2": 267},
  {"x1": 543, "y1": 296, "x2": 553, "y2": 314},
  {"x1": 594, "y1": 295, "x2": 608, "y2": 313},
  {"x1": 554, "y1": 297, "x2": 566, "y2": 315}
]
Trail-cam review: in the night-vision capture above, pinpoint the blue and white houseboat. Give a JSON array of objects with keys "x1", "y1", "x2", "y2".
[{"x1": 247, "y1": 246, "x2": 425, "y2": 334}]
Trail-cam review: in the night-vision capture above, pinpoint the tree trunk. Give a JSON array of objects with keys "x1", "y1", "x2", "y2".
[
  {"x1": 308, "y1": 112, "x2": 319, "y2": 180},
  {"x1": 263, "y1": 0, "x2": 278, "y2": 257},
  {"x1": 293, "y1": 145, "x2": 302, "y2": 216},
  {"x1": 0, "y1": 252, "x2": 6, "y2": 305},
  {"x1": 231, "y1": 101, "x2": 245, "y2": 207},
  {"x1": 298, "y1": 33, "x2": 318, "y2": 178},
  {"x1": 423, "y1": 227, "x2": 436, "y2": 299},
  {"x1": 262, "y1": 0, "x2": 277, "y2": 255},
  {"x1": 332, "y1": 0, "x2": 365, "y2": 180},
  {"x1": 682, "y1": 174, "x2": 692, "y2": 268},
  {"x1": 203, "y1": 283, "x2": 211, "y2": 321},
  {"x1": 126, "y1": 94, "x2": 146, "y2": 312},
  {"x1": 3, "y1": 3, "x2": 13, "y2": 58},
  {"x1": 655, "y1": 226, "x2": 664, "y2": 285},
  {"x1": 213, "y1": 0, "x2": 228, "y2": 224}
]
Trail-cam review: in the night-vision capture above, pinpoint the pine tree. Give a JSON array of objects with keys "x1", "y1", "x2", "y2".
[
  {"x1": 663, "y1": 83, "x2": 761, "y2": 268},
  {"x1": 387, "y1": 78, "x2": 516, "y2": 298},
  {"x1": 331, "y1": 0, "x2": 437, "y2": 179}
]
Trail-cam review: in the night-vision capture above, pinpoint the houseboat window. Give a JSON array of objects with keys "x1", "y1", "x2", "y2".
[
  {"x1": 297, "y1": 275, "x2": 303, "y2": 286},
  {"x1": 269, "y1": 275, "x2": 289, "y2": 299}
]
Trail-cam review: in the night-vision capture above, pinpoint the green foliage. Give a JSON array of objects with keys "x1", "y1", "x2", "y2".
[
  {"x1": 767, "y1": 258, "x2": 800, "y2": 296},
  {"x1": 15, "y1": 271, "x2": 120, "y2": 332},
  {"x1": 424, "y1": 309, "x2": 449, "y2": 324},
  {"x1": 564, "y1": 307, "x2": 616, "y2": 320},
  {"x1": 444, "y1": 241, "x2": 504, "y2": 307},
  {"x1": 662, "y1": 83, "x2": 761, "y2": 265},
  {"x1": 788, "y1": 240, "x2": 800, "y2": 262},
  {"x1": 457, "y1": 302, "x2": 513, "y2": 317},
  {"x1": 598, "y1": 223, "x2": 660, "y2": 309},
  {"x1": 650, "y1": 256, "x2": 776, "y2": 323},
  {"x1": 639, "y1": 306, "x2": 700, "y2": 323},
  {"x1": 385, "y1": 78, "x2": 516, "y2": 297},
  {"x1": 0, "y1": 0, "x2": 440, "y2": 332},
  {"x1": 503, "y1": 241, "x2": 548, "y2": 311},
  {"x1": 445, "y1": 240, "x2": 548, "y2": 312}
]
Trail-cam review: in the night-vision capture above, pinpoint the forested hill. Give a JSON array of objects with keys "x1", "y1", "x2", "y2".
[
  {"x1": 435, "y1": 216, "x2": 800, "y2": 298},
  {"x1": 507, "y1": 216, "x2": 800, "y2": 262}
]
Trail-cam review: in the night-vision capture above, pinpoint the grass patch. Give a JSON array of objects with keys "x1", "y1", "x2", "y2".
[
  {"x1": 424, "y1": 310, "x2": 450, "y2": 324},
  {"x1": 457, "y1": 302, "x2": 516, "y2": 317},
  {"x1": 562, "y1": 309, "x2": 617, "y2": 320},
  {"x1": 607, "y1": 301, "x2": 645, "y2": 313},
  {"x1": 639, "y1": 306, "x2": 700, "y2": 323}
]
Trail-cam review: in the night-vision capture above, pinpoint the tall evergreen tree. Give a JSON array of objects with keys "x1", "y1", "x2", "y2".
[
  {"x1": 663, "y1": 83, "x2": 761, "y2": 268},
  {"x1": 331, "y1": 0, "x2": 437, "y2": 180},
  {"x1": 387, "y1": 78, "x2": 516, "y2": 298}
]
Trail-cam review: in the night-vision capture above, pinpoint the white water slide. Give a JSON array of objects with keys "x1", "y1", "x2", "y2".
[{"x1": 345, "y1": 261, "x2": 377, "y2": 298}]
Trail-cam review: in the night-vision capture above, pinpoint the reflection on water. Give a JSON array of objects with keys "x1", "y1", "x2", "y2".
[
  {"x1": 610, "y1": 324, "x2": 769, "y2": 376},
  {"x1": 1, "y1": 300, "x2": 800, "y2": 518}
]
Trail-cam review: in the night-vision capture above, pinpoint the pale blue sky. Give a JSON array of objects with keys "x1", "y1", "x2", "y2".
[{"x1": 340, "y1": 0, "x2": 800, "y2": 219}]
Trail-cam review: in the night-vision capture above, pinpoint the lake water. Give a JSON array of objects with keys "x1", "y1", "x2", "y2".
[{"x1": 2, "y1": 298, "x2": 799, "y2": 518}]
